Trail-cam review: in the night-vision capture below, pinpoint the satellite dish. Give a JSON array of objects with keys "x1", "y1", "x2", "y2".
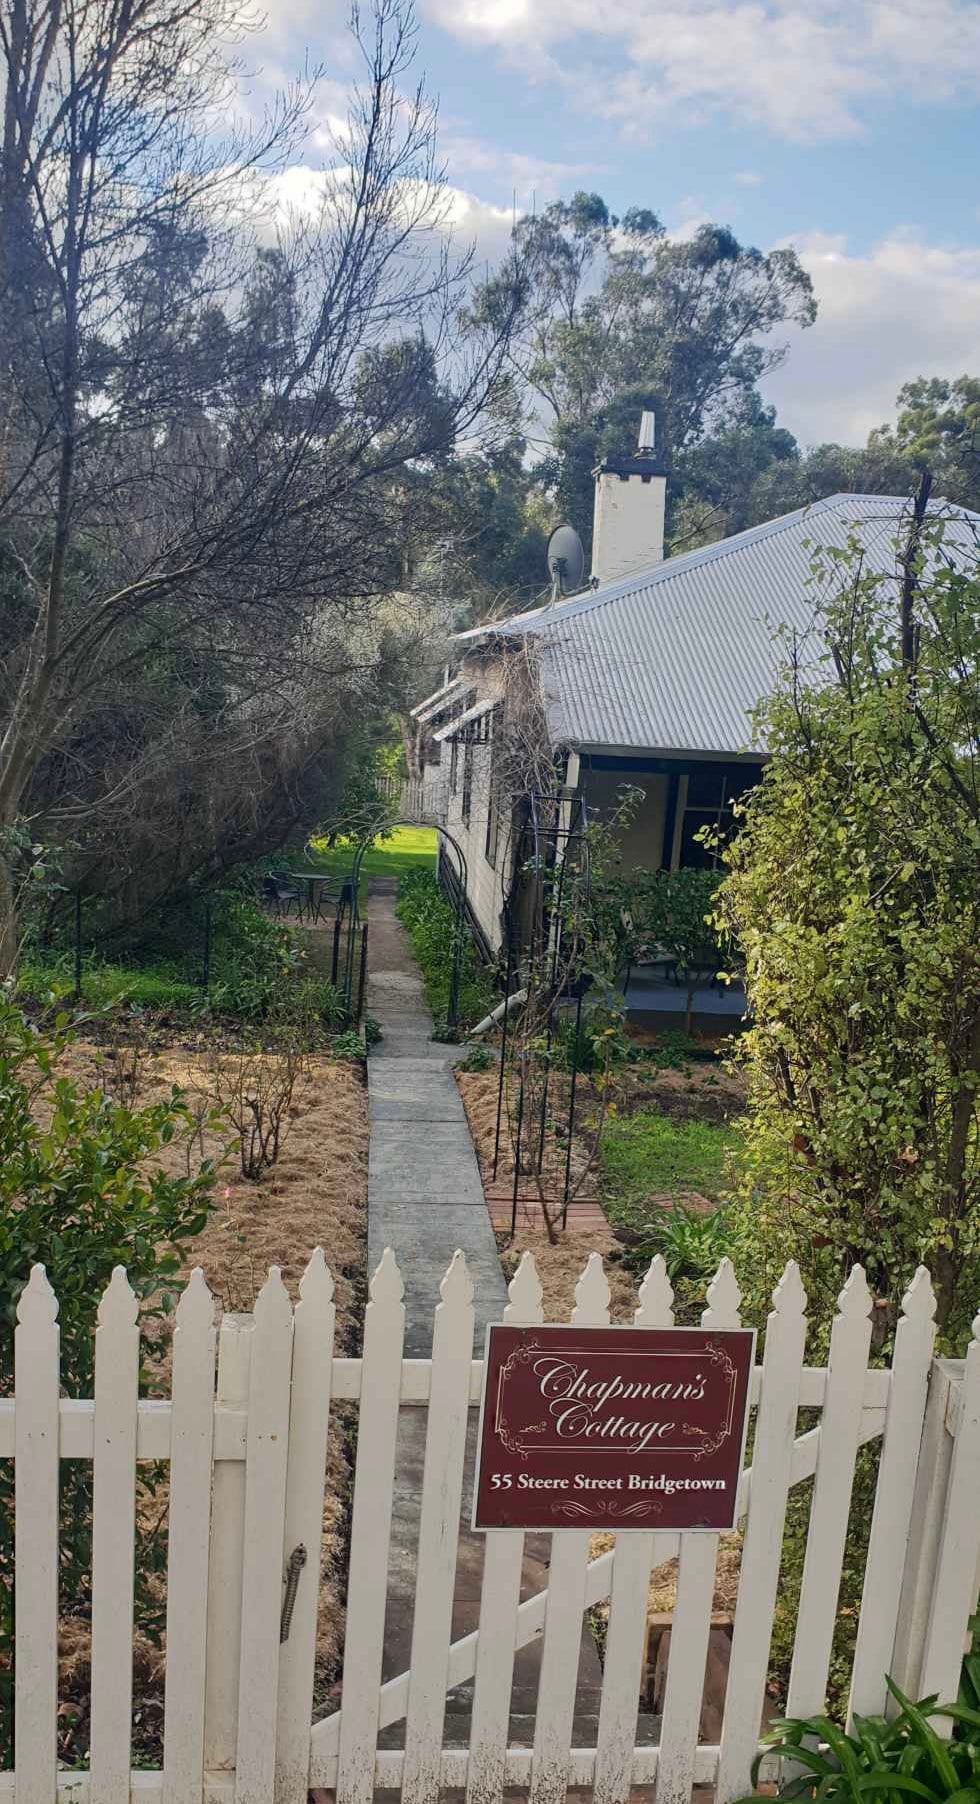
[{"x1": 546, "y1": 523, "x2": 585, "y2": 600}]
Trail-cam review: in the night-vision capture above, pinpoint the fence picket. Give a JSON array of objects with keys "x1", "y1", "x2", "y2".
[
  {"x1": 466, "y1": 1252, "x2": 545, "y2": 1804},
  {"x1": 787, "y1": 1268, "x2": 872, "y2": 1719},
  {"x1": 163, "y1": 1269, "x2": 217, "y2": 1804},
  {"x1": 529, "y1": 1254, "x2": 611, "y2": 1804},
  {"x1": 14, "y1": 1266, "x2": 60, "y2": 1804},
  {"x1": 89, "y1": 1270, "x2": 140, "y2": 1804},
  {"x1": 274, "y1": 1252, "x2": 335, "y2": 1804},
  {"x1": 402, "y1": 1254, "x2": 476, "y2": 1804},
  {"x1": 919, "y1": 1308, "x2": 980, "y2": 1706},
  {"x1": 235, "y1": 1270, "x2": 295, "y2": 1804},
  {"x1": 337, "y1": 1250, "x2": 406, "y2": 1804},
  {"x1": 849, "y1": 1268, "x2": 936, "y2": 1722},
  {"x1": 593, "y1": 1258, "x2": 676, "y2": 1804},
  {"x1": 715, "y1": 1263, "x2": 807, "y2": 1804},
  {"x1": 655, "y1": 1259, "x2": 743, "y2": 1804}
]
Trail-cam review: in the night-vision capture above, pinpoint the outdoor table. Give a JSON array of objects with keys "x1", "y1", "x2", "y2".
[{"x1": 291, "y1": 872, "x2": 340, "y2": 924}]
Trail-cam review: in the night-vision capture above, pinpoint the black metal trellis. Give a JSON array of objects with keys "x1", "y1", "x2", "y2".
[
  {"x1": 486, "y1": 784, "x2": 595, "y2": 1237},
  {"x1": 348, "y1": 818, "x2": 471, "y2": 1034}
]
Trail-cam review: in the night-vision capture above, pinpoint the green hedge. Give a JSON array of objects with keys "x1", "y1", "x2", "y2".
[{"x1": 396, "y1": 868, "x2": 496, "y2": 1038}]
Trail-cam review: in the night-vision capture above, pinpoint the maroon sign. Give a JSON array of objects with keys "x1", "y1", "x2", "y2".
[{"x1": 472, "y1": 1324, "x2": 755, "y2": 1532}]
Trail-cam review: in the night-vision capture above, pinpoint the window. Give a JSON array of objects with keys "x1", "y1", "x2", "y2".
[
  {"x1": 461, "y1": 738, "x2": 474, "y2": 827},
  {"x1": 484, "y1": 707, "x2": 502, "y2": 866},
  {"x1": 678, "y1": 765, "x2": 757, "y2": 867}
]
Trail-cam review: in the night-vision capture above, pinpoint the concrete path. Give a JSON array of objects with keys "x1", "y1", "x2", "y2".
[
  {"x1": 363, "y1": 880, "x2": 610, "y2": 1745},
  {"x1": 365, "y1": 882, "x2": 506, "y2": 1354}
]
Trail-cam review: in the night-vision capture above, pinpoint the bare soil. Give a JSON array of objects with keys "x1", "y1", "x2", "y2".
[{"x1": 48, "y1": 1037, "x2": 369, "y2": 1762}]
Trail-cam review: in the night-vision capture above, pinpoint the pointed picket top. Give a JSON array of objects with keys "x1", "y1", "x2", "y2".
[
  {"x1": 572, "y1": 1252, "x2": 611, "y2": 1326},
  {"x1": 702, "y1": 1256, "x2": 742, "y2": 1328},
  {"x1": 439, "y1": 1249, "x2": 474, "y2": 1310},
  {"x1": 772, "y1": 1260, "x2": 807, "y2": 1320},
  {"x1": 636, "y1": 1255, "x2": 675, "y2": 1328},
  {"x1": 370, "y1": 1245, "x2": 405, "y2": 1308},
  {"x1": 299, "y1": 1245, "x2": 335, "y2": 1307},
  {"x1": 837, "y1": 1263, "x2": 872, "y2": 1320},
  {"x1": 97, "y1": 1264, "x2": 138, "y2": 1329},
  {"x1": 254, "y1": 1264, "x2": 293, "y2": 1331},
  {"x1": 175, "y1": 1265, "x2": 215, "y2": 1333},
  {"x1": 901, "y1": 1265, "x2": 937, "y2": 1323},
  {"x1": 16, "y1": 1262, "x2": 58, "y2": 1329},
  {"x1": 504, "y1": 1250, "x2": 544, "y2": 1326}
]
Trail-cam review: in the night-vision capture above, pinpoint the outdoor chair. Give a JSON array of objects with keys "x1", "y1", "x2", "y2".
[{"x1": 263, "y1": 872, "x2": 304, "y2": 919}]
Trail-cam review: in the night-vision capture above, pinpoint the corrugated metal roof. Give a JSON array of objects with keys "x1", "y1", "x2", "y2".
[{"x1": 459, "y1": 495, "x2": 980, "y2": 756}]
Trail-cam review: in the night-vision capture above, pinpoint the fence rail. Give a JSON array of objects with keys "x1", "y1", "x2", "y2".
[{"x1": 2, "y1": 1255, "x2": 979, "y2": 1804}]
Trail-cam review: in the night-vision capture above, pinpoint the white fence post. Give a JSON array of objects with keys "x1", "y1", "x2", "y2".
[
  {"x1": 529, "y1": 1254, "x2": 611, "y2": 1804},
  {"x1": 786, "y1": 1267, "x2": 873, "y2": 1719},
  {"x1": 336, "y1": 1250, "x2": 406, "y2": 1804},
  {"x1": 656, "y1": 1258, "x2": 743, "y2": 1804},
  {"x1": 402, "y1": 1253, "x2": 476, "y2": 1804},
  {"x1": 593, "y1": 1256, "x2": 676, "y2": 1804},
  {"x1": 14, "y1": 1266, "x2": 60, "y2": 1804},
  {"x1": 163, "y1": 1270, "x2": 217, "y2": 1804},
  {"x1": 235, "y1": 1270, "x2": 295, "y2": 1804},
  {"x1": 919, "y1": 1310, "x2": 980, "y2": 1708},
  {"x1": 848, "y1": 1268, "x2": 936, "y2": 1722},
  {"x1": 466, "y1": 1252, "x2": 545, "y2": 1804},
  {"x1": 889, "y1": 1358, "x2": 958, "y2": 1701},
  {"x1": 89, "y1": 1269, "x2": 140, "y2": 1804},
  {"x1": 715, "y1": 1262, "x2": 807, "y2": 1804},
  {"x1": 275, "y1": 1251, "x2": 336, "y2": 1804},
  {"x1": 204, "y1": 1315, "x2": 253, "y2": 1780}
]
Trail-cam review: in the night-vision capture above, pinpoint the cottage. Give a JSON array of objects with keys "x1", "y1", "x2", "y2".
[{"x1": 410, "y1": 422, "x2": 980, "y2": 973}]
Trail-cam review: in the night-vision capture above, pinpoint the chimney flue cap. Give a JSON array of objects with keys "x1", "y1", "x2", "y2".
[{"x1": 638, "y1": 409, "x2": 656, "y2": 452}]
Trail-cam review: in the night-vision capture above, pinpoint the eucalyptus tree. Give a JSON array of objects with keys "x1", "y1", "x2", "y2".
[{"x1": 0, "y1": 0, "x2": 523, "y2": 959}]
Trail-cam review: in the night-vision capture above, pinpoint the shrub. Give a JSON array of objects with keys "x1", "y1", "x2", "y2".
[
  {"x1": 396, "y1": 868, "x2": 496, "y2": 1035},
  {"x1": 457, "y1": 1042, "x2": 495, "y2": 1073},
  {"x1": 738, "y1": 1677, "x2": 980, "y2": 1803},
  {"x1": 0, "y1": 1000, "x2": 217, "y2": 1760},
  {"x1": 621, "y1": 1202, "x2": 730, "y2": 1285},
  {"x1": 205, "y1": 1034, "x2": 310, "y2": 1179},
  {"x1": 717, "y1": 522, "x2": 980, "y2": 1351}
]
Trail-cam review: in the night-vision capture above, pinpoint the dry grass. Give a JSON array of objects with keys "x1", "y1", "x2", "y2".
[{"x1": 499, "y1": 1227, "x2": 638, "y2": 1321}]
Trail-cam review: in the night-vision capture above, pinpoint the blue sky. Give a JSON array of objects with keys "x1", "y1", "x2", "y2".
[{"x1": 260, "y1": 0, "x2": 980, "y2": 447}]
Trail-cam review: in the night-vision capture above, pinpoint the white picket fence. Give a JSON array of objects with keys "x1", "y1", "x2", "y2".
[{"x1": 2, "y1": 1250, "x2": 979, "y2": 1804}]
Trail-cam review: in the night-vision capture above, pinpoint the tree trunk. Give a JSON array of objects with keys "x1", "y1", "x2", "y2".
[{"x1": 0, "y1": 832, "x2": 20, "y2": 978}]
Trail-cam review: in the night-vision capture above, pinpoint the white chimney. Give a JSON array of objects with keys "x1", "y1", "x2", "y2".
[{"x1": 591, "y1": 412, "x2": 666, "y2": 586}]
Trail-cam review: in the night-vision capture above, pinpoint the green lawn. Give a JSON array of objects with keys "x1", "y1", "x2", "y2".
[
  {"x1": 304, "y1": 825, "x2": 437, "y2": 902},
  {"x1": 601, "y1": 1107, "x2": 736, "y2": 1229}
]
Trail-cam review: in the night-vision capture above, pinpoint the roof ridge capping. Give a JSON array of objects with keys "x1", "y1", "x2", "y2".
[{"x1": 455, "y1": 492, "x2": 980, "y2": 644}]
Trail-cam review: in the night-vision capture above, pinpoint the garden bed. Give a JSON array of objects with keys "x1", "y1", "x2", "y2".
[{"x1": 23, "y1": 1034, "x2": 369, "y2": 1765}]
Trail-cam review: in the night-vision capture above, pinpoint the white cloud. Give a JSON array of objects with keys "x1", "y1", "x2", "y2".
[
  {"x1": 762, "y1": 230, "x2": 980, "y2": 443},
  {"x1": 734, "y1": 170, "x2": 762, "y2": 187},
  {"x1": 420, "y1": 0, "x2": 980, "y2": 141},
  {"x1": 437, "y1": 128, "x2": 599, "y2": 204}
]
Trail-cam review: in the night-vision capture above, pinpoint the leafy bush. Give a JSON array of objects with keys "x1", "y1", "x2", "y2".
[
  {"x1": 717, "y1": 529, "x2": 980, "y2": 1349},
  {"x1": 738, "y1": 1677, "x2": 980, "y2": 1803},
  {"x1": 330, "y1": 1028, "x2": 365, "y2": 1060},
  {"x1": 457, "y1": 1042, "x2": 495, "y2": 1073},
  {"x1": 396, "y1": 868, "x2": 496, "y2": 1035},
  {"x1": 0, "y1": 1000, "x2": 218, "y2": 1760}
]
